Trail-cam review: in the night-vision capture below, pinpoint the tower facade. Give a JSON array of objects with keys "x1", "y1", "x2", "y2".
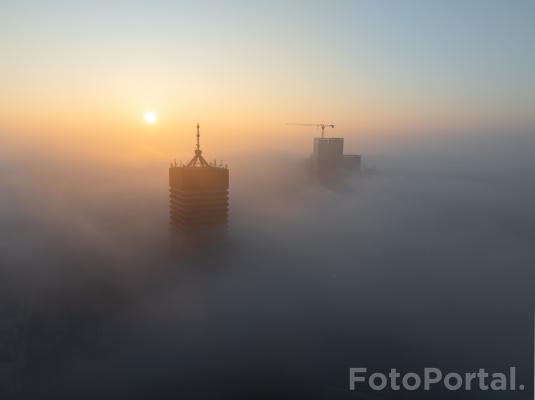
[
  {"x1": 169, "y1": 124, "x2": 229, "y2": 238},
  {"x1": 311, "y1": 137, "x2": 345, "y2": 173},
  {"x1": 311, "y1": 136, "x2": 361, "y2": 174}
]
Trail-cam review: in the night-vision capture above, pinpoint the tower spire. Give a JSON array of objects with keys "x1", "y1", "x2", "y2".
[
  {"x1": 186, "y1": 123, "x2": 209, "y2": 167},
  {"x1": 196, "y1": 123, "x2": 200, "y2": 151}
]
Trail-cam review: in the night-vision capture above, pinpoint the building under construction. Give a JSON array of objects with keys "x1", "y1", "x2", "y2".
[
  {"x1": 169, "y1": 124, "x2": 229, "y2": 240},
  {"x1": 311, "y1": 136, "x2": 361, "y2": 174},
  {"x1": 287, "y1": 123, "x2": 361, "y2": 175}
]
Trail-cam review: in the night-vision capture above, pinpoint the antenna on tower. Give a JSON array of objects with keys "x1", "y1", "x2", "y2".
[
  {"x1": 196, "y1": 123, "x2": 201, "y2": 151},
  {"x1": 186, "y1": 123, "x2": 210, "y2": 167}
]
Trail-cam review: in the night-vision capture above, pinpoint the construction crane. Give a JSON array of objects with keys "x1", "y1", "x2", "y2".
[{"x1": 286, "y1": 123, "x2": 335, "y2": 138}]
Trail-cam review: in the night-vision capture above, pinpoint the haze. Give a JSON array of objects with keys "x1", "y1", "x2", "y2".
[{"x1": 1, "y1": 1, "x2": 535, "y2": 399}]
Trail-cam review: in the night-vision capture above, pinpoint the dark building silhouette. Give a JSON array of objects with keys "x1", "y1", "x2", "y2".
[
  {"x1": 311, "y1": 137, "x2": 344, "y2": 173},
  {"x1": 0, "y1": 295, "x2": 26, "y2": 397},
  {"x1": 311, "y1": 137, "x2": 361, "y2": 174},
  {"x1": 169, "y1": 124, "x2": 229, "y2": 240}
]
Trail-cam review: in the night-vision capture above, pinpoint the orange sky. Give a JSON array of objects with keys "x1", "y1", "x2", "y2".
[{"x1": 1, "y1": 1, "x2": 534, "y2": 163}]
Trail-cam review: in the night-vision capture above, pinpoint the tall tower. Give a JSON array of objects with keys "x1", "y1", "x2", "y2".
[{"x1": 169, "y1": 124, "x2": 229, "y2": 239}]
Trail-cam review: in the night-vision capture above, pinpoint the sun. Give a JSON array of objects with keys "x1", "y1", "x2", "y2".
[{"x1": 144, "y1": 111, "x2": 157, "y2": 124}]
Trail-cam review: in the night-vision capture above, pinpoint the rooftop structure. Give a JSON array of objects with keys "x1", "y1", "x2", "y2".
[{"x1": 169, "y1": 124, "x2": 229, "y2": 239}]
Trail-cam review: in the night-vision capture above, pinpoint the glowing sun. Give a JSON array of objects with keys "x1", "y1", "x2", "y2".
[{"x1": 144, "y1": 111, "x2": 157, "y2": 124}]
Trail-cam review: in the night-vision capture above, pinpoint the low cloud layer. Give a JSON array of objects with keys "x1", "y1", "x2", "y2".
[{"x1": 1, "y1": 129, "x2": 534, "y2": 399}]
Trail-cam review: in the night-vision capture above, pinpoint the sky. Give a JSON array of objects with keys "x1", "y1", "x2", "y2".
[{"x1": 1, "y1": 0, "x2": 534, "y2": 160}]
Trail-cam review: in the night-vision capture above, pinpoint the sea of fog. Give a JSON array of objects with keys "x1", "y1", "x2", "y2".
[{"x1": 0, "y1": 130, "x2": 534, "y2": 399}]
